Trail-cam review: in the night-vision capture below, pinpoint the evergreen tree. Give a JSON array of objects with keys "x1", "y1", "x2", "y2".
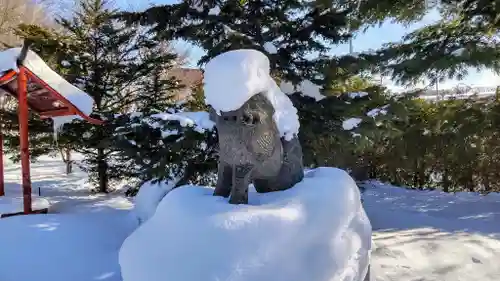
[
  {"x1": 129, "y1": 41, "x2": 181, "y2": 114},
  {"x1": 115, "y1": 0, "x2": 500, "y2": 194},
  {"x1": 364, "y1": 0, "x2": 500, "y2": 86},
  {"x1": 114, "y1": 70, "x2": 215, "y2": 191},
  {"x1": 184, "y1": 83, "x2": 209, "y2": 112},
  {"x1": 17, "y1": 0, "x2": 181, "y2": 192},
  {"x1": 119, "y1": 0, "x2": 364, "y2": 87},
  {"x1": 314, "y1": 0, "x2": 432, "y2": 28},
  {"x1": 0, "y1": 99, "x2": 56, "y2": 162},
  {"x1": 115, "y1": 110, "x2": 218, "y2": 191},
  {"x1": 116, "y1": 0, "x2": 410, "y2": 184}
]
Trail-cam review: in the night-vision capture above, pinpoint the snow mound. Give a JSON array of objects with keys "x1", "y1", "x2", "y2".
[
  {"x1": 343, "y1": 118, "x2": 362, "y2": 130},
  {"x1": 298, "y1": 80, "x2": 325, "y2": 101},
  {"x1": 203, "y1": 49, "x2": 300, "y2": 141},
  {"x1": 366, "y1": 105, "x2": 389, "y2": 118},
  {"x1": 348, "y1": 92, "x2": 369, "y2": 99},
  {"x1": 119, "y1": 167, "x2": 372, "y2": 281},
  {"x1": 263, "y1": 42, "x2": 278, "y2": 54},
  {"x1": 133, "y1": 180, "x2": 176, "y2": 224},
  {"x1": 150, "y1": 111, "x2": 215, "y2": 133},
  {"x1": 0, "y1": 48, "x2": 96, "y2": 133},
  {"x1": 208, "y1": 6, "x2": 220, "y2": 15},
  {"x1": 121, "y1": 111, "x2": 215, "y2": 139},
  {"x1": 280, "y1": 80, "x2": 325, "y2": 101}
]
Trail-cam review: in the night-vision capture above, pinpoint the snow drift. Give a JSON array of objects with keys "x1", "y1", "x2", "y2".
[{"x1": 119, "y1": 167, "x2": 372, "y2": 281}]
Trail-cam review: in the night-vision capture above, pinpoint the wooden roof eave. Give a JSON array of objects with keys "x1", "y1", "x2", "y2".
[
  {"x1": 22, "y1": 67, "x2": 103, "y2": 125},
  {"x1": 0, "y1": 67, "x2": 103, "y2": 125},
  {"x1": 0, "y1": 70, "x2": 16, "y2": 86}
]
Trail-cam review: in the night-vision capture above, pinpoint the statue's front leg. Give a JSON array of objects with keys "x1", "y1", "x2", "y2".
[
  {"x1": 229, "y1": 164, "x2": 253, "y2": 204},
  {"x1": 214, "y1": 162, "x2": 232, "y2": 198}
]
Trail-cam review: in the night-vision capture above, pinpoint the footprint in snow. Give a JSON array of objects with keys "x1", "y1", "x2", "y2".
[
  {"x1": 373, "y1": 246, "x2": 405, "y2": 258},
  {"x1": 422, "y1": 241, "x2": 440, "y2": 253},
  {"x1": 471, "y1": 257, "x2": 482, "y2": 264}
]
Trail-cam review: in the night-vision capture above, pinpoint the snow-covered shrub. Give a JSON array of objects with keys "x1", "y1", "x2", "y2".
[
  {"x1": 114, "y1": 110, "x2": 218, "y2": 190},
  {"x1": 14, "y1": 6, "x2": 185, "y2": 193},
  {"x1": 293, "y1": 82, "x2": 500, "y2": 193},
  {"x1": 291, "y1": 85, "x2": 405, "y2": 178}
]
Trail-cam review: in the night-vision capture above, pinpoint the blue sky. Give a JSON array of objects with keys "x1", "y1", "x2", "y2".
[{"x1": 117, "y1": 0, "x2": 500, "y2": 91}]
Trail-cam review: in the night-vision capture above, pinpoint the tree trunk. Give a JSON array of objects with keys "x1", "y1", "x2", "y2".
[
  {"x1": 65, "y1": 149, "x2": 72, "y2": 174},
  {"x1": 368, "y1": 158, "x2": 376, "y2": 179},
  {"x1": 97, "y1": 148, "x2": 108, "y2": 193},
  {"x1": 418, "y1": 166, "x2": 426, "y2": 188},
  {"x1": 462, "y1": 172, "x2": 474, "y2": 192},
  {"x1": 467, "y1": 180, "x2": 475, "y2": 192},
  {"x1": 413, "y1": 159, "x2": 421, "y2": 189},
  {"x1": 442, "y1": 168, "x2": 450, "y2": 193},
  {"x1": 59, "y1": 147, "x2": 73, "y2": 175},
  {"x1": 175, "y1": 164, "x2": 194, "y2": 188},
  {"x1": 482, "y1": 168, "x2": 491, "y2": 193}
]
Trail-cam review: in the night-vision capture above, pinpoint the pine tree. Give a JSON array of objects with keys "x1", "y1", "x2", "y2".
[
  {"x1": 119, "y1": 0, "x2": 365, "y2": 87},
  {"x1": 314, "y1": 0, "x2": 432, "y2": 28},
  {"x1": 113, "y1": 74, "x2": 219, "y2": 192},
  {"x1": 114, "y1": 110, "x2": 218, "y2": 189},
  {"x1": 184, "y1": 83, "x2": 209, "y2": 112},
  {"x1": 129, "y1": 41, "x2": 182, "y2": 114},
  {"x1": 364, "y1": 0, "x2": 500, "y2": 86},
  {"x1": 116, "y1": 0, "x2": 412, "y2": 183},
  {"x1": 17, "y1": 0, "x2": 181, "y2": 192},
  {"x1": 0, "y1": 101, "x2": 56, "y2": 162}
]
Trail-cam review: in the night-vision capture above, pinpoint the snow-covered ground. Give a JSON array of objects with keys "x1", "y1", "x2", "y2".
[
  {"x1": 0, "y1": 154, "x2": 135, "y2": 281},
  {"x1": 363, "y1": 181, "x2": 500, "y2": 281},
  {"x1": 0, "y1": 154, "x2": 133, "y2": 214},
  {"x1": 0, "y1": 156, "x2": 499, "y2": 281}
]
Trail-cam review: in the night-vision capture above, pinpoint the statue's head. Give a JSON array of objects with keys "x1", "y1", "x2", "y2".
[{"x1": 211, "y1": 92, "x2": 281, "y2": 165}]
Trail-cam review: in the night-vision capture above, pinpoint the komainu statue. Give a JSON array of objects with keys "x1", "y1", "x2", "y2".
[{"x1": 211, "y1": 92, "x2": 304, "y2": 204}]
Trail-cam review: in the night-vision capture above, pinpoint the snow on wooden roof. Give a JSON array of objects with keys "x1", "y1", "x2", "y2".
[{"x1": 0, "y1": 47, "x2": 101, "y2": 125}]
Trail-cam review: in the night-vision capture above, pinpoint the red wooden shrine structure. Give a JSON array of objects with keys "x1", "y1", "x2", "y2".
[{"x1": 0, "y1": 43, "x2": 102, "y2": 215}]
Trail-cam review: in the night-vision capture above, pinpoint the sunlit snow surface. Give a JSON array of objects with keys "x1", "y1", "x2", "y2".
[
  {"x1": 0, "y1": 156, "x2": 498, "y2": 281},
  {"x1": 120, "y1": 167, "x2": 372, "y2": 281}
]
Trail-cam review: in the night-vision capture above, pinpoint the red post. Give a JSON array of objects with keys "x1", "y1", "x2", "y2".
[
  {"x1": 18, "y1": 67, "x2": 31, "y2": 213},
  {"x1": 0, "y1": 131, "x2": 4, "y2": 196}
]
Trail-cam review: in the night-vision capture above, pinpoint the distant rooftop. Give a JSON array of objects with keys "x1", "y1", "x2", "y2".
[
  {"x1": 417, "y1": 86, "x2": 498, "y2": 101},
  {"x1": 167, "y1": 68, "x2": 203, "y2": 101}
]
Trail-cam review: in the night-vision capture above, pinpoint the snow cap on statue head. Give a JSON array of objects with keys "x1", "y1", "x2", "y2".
[{"x1": 203, "y1": 49, "x2": 272, "y2": 113}]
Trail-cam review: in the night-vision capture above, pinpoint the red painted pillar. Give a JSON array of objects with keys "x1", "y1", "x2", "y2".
[
  {"x1": 0, "y1": 131, "x2": 4, "y2": 196},
  {"x1": 18, "y1": 67, "x2": 31, "y2": 213}
]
